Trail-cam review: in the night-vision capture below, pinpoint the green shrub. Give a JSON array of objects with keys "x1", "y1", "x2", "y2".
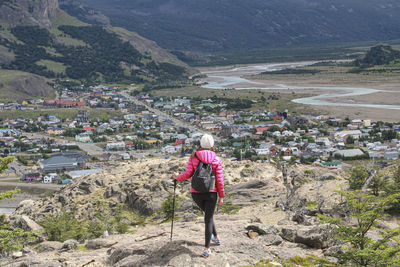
[
  {"x1": 161, "y1": 194, "x2": 180, "y2": 220},
  {"x1": 0, "y1": 217, "x2": 36, "y2": 257},
  {"x1": 305, "y1": 201, "x2": 317, "y2": 210},
  {"x1": 220, "y1": 201, "x2": 240, "y2": 214},
  {"x1": 39, "y1": 211, "x2": 89, "y2": 242},
  {"x1": 86, "y1": 221, "x2": 106, "y2": 239},
  {"x1": 115, "y1": 222, "x2": 130, "y2": 234}
]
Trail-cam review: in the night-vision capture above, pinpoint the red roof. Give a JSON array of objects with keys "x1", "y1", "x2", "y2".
[
  {"x1": 256, "y1": 126, "x2": 270, "y2": 133},
  {"x1": 83, "y1": 126, "x2": 95, "y2": 130},
  {"x1": 55, "y1": 100, "x2": 86, "y2": 106},
  {"x1": 56, "y1": 100, "x2": 74, "y2": 105}
]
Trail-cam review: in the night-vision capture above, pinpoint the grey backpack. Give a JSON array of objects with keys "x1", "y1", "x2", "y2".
[{"x1": 191, "y1": 155, "x2": 215, "y2": 193}]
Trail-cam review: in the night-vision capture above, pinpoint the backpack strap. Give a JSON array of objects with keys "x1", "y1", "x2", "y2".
[{"x1": 193, "y1": 152, "x2": 215, "y2": 175}]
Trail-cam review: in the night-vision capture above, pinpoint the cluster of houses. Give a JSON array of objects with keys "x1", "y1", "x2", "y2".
[{"x1": 2, "y1": 83, "x2": 400, "y2": 184}]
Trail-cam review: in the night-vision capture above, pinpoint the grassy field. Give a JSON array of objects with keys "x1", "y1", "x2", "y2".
[
  {"x1": 0, "y1": 108, "x2": 124, "y2": 120},
  {"x1": 148, "y1": 86, "x2": 317, "y2": 114},
  {"x1": 0, "y1": 23, "x2": 21, "y2": 43},
  {"x1": 49, "y1": 10, "x2": 89, "y2": 47},
  {"x1": 0, "y1": 44, "x2": 15, "y2": 59},
  {"x1": 36, "y1": 60, "x2": 67, "y2": 74}
]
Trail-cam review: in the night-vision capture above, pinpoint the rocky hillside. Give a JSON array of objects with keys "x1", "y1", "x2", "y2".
[
  {"x1": 0, "y1": 70, "x2": 53, "y2": 100},
  {"x1": 0, "y1": 0, "x2": 59, "y2": 27},
  {"x1": 5, "y1": 158, "x2": 353, "y2": 266}
]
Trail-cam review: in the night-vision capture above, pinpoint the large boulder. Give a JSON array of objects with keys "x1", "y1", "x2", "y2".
[
  {"x1": 246, "y1": 224, "x2": 279, "y2": 236},
  {"x1": 246, "y1": 224, "x2": 283, "y2": 246},
  {"x1": 86, "y1": 238, "x2": 118, "y2": 250},
  {"x1": 10, "y1": 215, "x2": 44, "y2": 233},
  {"x1": 78, "y1": 181, "x2": 96, "y2": 194},
  {"x1": 127, "y1": 190, "x2": 154, "y2": 216},
  {"x1": 61, "y1": 239, "x2": 79, "y2": 251},
  {"x1": 279, "y1": 224, "x2": 330, "y2": 249},
  {"x1": 35, "y1": 241, "x2": 63, "y2": 252},
  {"x1": 295, "y1": 225, "x2": 329, "y2": 249},
  {"x1": 14, "y1": 199, "x2": 36, "y2": 217}
]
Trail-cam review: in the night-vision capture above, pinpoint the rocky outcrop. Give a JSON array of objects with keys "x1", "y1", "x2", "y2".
[
  {"x1": 9, "y1": 215, "x2": 45, "y2": 233},
  {"x1": 279, "y1": 224, "x2": 332, "y2": 249},
  {"x1": 6, "y1": 158, "x2": 347, "y2": 265},
  {"x1": 0, "y1": 0, "x2": 59, "y2": 27},
  {"x1": 3, "y1": 214, "x2": 332, "y2": 266}
]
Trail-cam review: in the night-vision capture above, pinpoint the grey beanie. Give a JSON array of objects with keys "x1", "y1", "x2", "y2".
[{"x1": 200, "y1": 134, "x2": 214, "y2": 149}]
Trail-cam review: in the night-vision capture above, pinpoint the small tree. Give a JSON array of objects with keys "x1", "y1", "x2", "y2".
[
  {"x1": 318, "y1": 190, "x2": 400, "y2": 266},
  {"x1": 347, "y1": 166, "x2": 368, "y2": 190},
  {"x1": 39, "y1": 211, "x2": 88, "y2": 242},
  {"x1": 161, "y1": 193, "x2": 180, "y2": 220}
]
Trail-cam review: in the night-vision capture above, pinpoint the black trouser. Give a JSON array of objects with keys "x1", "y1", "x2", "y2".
[{"x1": 191, "y1": 192, "x2": 218, "y2": 248}]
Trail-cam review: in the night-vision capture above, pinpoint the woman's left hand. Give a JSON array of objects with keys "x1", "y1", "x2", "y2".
[{"x1": 173, "y1": 172, "x2": 179, "y2": 179}]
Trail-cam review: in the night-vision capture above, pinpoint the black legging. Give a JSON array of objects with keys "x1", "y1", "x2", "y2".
[{"x1": 191, "y1": 192, "x2": 218, "y2": 248}]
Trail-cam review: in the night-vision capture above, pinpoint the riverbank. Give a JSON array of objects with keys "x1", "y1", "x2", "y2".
[{"x1": 198, "y1": 61, "x2": 400, "y2": 122}]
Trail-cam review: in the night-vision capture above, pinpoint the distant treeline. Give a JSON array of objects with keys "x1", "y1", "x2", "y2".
[{"x1": 260, "y1": 68, "x2": 321, "y2": 75}]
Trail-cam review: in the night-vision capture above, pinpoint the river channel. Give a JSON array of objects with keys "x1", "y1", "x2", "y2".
[{"x1": 200, "y1": 62, "x2": 400, "y2": 110}]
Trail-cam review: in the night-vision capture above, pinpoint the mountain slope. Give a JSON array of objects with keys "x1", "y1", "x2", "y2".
[
  {"x1": 79, "y1": 0, "x2": 400, "y2": 52},
  {"x1": 0, "y1": 0, "x2": 193, "y2": 99},
  {"x1": 0, "y1": 0, "x2": 59, "y2": 27}
]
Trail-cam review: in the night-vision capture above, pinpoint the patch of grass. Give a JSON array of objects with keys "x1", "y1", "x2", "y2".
[
  {"x1": 36, "y1": 59, "x2": 67, "y2": 74},
  {"x1": 220, "y1": 200, "x2": 240, "y2": 214},
  {"x1": 50, "y1": 10, "x2": 89, "y2": 28},
  {"x1": 0, "y1": 44, "x2": 15, "y2": 58},
  {"x1": 0, "y1": 23, "x2": 22, "y2": 43},
  {"x1": 49, "y1": 10, "x2": 88, "y2": 46},
  {"x1": 305, "y1": 201, "x2": 317, "y2": 210},
  {"x1": 77, "y1": 244, "x2": 87, "y2": 251}
]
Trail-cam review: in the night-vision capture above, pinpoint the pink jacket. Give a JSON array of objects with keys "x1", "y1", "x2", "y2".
[{"x1": 177, "y1": 150, "x2": 225, "y2": 198}]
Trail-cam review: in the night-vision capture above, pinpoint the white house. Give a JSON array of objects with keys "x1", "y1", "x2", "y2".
[
  {"x1": 334, "y1": 130, "x2": 362, "y2": 141},
  {"x1": 43, "y1": 173, "x2": 58, "y2": 183}
]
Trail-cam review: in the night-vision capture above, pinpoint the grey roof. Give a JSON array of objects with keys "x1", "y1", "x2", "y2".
[{"x1": 41, "y1": 156, "x2": 77, "y2": 166}]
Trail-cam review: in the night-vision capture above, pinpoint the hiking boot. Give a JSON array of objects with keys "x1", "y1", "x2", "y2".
[
  {"x1": 201, "y1": 248, "x2": 212, "y2": 258},
  {"x1": 211, "y1": 234, "x2": 221, "y2": 245}
]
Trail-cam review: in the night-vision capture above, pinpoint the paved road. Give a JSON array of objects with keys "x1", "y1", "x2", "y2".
[{"x1": 121, "y1": 90, "x2": 219, "y2": 140}]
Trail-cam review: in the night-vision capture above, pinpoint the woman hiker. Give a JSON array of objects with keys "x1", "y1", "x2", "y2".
[{"x1": 174, "y1": 134, "x2": 225, "y2": 258}]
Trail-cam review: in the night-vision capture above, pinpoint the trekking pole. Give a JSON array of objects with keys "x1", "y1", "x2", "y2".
[{"x1": 170, "y1": 179, "x2": 177, "y2": 241}]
